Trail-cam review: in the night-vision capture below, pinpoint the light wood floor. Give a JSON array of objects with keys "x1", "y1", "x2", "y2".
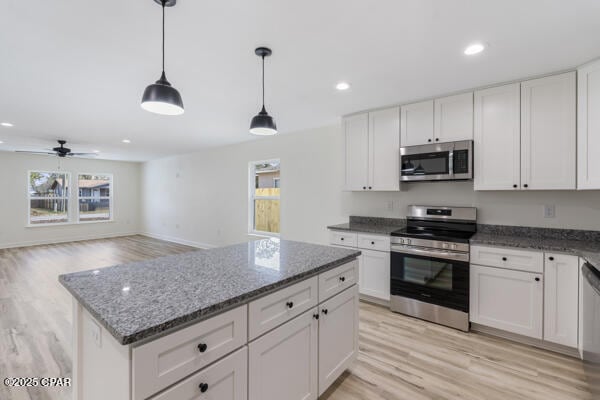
[{"x1": 0, "y1": 236, "x2": 592, "y2": 400}]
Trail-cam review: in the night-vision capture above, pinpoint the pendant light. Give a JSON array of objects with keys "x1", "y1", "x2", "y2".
[
  {"x1": 250, "y1": 47, "x2": 277, "y2": 135},
  {"x1": 141, "y1": 0, "x2": 184, "y2": 116}
]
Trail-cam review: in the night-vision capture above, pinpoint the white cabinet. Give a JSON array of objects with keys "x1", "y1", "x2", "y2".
[
  {"x1": 150, "y1": 347, "x2": 247, "y2": 400},
  {"x1": 474, "y1": 83, "x2": 521, "y2": 190},
  {"x1": 578, "y1": 60, "x2": 600, "y2": 189},
  {"x1": 343, "y1": 113, "x2": 369, "y2": 191},
  {"x1": 521, "y1": 72, "x2": 576, "y2": 190},
  {"x1": 401, "y1": 100, "x2": 434, "y2": 146},
  {"x1": 344, "y1": 108, "x2": 400, "y2": 191},
  {"x1": 544, "y1": 253, "x2": 579, "y2": 347},
  {"x1": 318, "y1": 286, "x2": 359, "y2": 395},
  {"x1": 249, "y1": 308, "x2": 319, "y2": 400},
  {"x1": 434, "y1": 92, "x2": 474, "y2": 143},
  {"x1": 359, "y1": 249, "x2": 390, "y2": 301},
  {"x1": 318, "y1": 260, "x2": 359, "y2": 302},
  {"x1": 368, "y1": 107, "x2": 400, "y2": 190},
  {"x1": 470, "y1": 264, "x2": 543, "y2": 339}
]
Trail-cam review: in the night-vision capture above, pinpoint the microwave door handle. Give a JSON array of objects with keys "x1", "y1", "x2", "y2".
[{"x1": 448, "y1": 144, "x2": 454, "y2": 176}]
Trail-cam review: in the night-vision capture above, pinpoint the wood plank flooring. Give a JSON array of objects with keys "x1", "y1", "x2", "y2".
[{"x1": 0, "y1": 236, "x2": 592, "y2": 400}]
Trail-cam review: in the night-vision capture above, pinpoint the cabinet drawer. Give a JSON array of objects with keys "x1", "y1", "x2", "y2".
[
  {"x1": 328, "y1": 231, "x2": 357, "y2": 248},
  {"x1": 319, "y1": 260, "x2": 359, "y2": 302},
  {"x1": 249, "y1": 276, "x2": 318, "y2": 341},
  {"x1": 133, "y1": 305, "x2": 247, "y2": 400},
  {"x1": 470, "y1": 245, "x2": 543, "y2": 273},
  {"x1": 149, "y1": 346, "x2": 247, "y2": 400},
  {"x1": 357, "y1": 234, "x2": 390, "y2": 251}
]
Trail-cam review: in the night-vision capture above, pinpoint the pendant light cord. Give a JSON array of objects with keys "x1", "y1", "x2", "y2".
[
  {"x1": 162, "y1": 0, "x2": 166, "y2": 73},
  {"x1": 261, "y1": 55, "x2": 265, "y2": 109}
]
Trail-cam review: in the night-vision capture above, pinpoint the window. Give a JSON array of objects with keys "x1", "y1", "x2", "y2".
[
  {"x1": 28, "y1": 171, "x2": 70, "y2": 225},
  {"x1": 78, "y1": 174, "x2": 113, "y2": 222},
  {"x1": 249, "y1": 160, "x2": 280, "y2": 235}
]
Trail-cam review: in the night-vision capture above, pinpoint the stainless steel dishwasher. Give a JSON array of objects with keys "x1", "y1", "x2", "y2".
[{"x1": 581, "y1": 261, "x2": 600, "y2": 397}]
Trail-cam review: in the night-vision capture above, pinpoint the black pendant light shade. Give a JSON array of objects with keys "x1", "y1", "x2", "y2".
[
  {"x1": 250, "y1": 47, "x2": 277, "y2": 135},
  {"x1": 141, "y1": 0, "x2": 184, "y2": 116}
]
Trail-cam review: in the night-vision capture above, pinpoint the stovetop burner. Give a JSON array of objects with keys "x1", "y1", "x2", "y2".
[
  {"x1": 392, "y1": 205, "x2": 477, "y2": 244},
  {"x1": 391, "y1": 226, "x2": 475, "y2": 243}
]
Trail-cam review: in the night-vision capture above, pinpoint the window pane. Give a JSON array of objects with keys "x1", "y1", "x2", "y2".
[
  {"x1": 254, "y1": 199, "x2": 280, "y2": 233},
  {"x1": 79, "y1": 199, "x2": 111, "y2": 221},
  {"x1": 78, "y1": 174, "x2": 111, "y2": 197},
  {"x1": 30, "y1": 199, "x2": 68, "y2": 224},
  {"x1": 254, "y1": 161, "x2": 280, "y2": 197},
  {"x1": 29, "y1": 172, "x2": 69, "y2": 198}
]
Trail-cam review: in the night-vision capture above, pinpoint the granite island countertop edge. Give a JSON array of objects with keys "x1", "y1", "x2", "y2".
[{"x1": 59, "y1": 251, "x2": 361, "y2": 346}]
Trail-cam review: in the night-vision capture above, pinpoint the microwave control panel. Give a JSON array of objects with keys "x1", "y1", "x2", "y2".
[{"x1": 453, "y1": 150, "x2": 469, "y2": 174}]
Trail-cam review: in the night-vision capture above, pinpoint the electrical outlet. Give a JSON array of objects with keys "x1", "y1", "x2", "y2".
[
  {"x1": 544, "y1": 205, "x2": 556, "y2": 218},
  {"x1": 89, "y1": 319, "x2": 102, "y2": 348}
]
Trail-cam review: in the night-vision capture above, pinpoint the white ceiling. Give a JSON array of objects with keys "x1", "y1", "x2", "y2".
[{"x1": 1, "y1": 0, "x2": 599, "y2": 161}]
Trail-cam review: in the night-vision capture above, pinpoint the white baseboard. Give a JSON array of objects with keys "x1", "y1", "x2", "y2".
[
  {"x1": 140, "y1": 232, "x2": 216, "y2": 249},
  {"x1": 0, "y1": 231, "x2": 141, "y2": 250}
]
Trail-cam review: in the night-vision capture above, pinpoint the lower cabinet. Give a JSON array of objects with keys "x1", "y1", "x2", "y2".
[
  {"x1": 318, "y1": 286, "x2": 359, "y2": 395},
  {"x1": 359, "y1": 249, "x2": 390, "y2": 301},
  {"x1": 249, "y1": 307, "x2": 319, "y2": 400},
  {"x1": 470, "y1": 264, "x2": 543, "y2": 339},
  {"x1": 544, "y1": 253, "x2": 579, "y2": 347},
  {"x1": 150, "y1": 346, "x2": 247, "y2": 400}
]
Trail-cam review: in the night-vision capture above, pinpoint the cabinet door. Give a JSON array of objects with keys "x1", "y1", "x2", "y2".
[
  {"x1": 368, "y1": 107, "x2": 400, "y2": 191},
  {"x1": 318, "y1": 286, "x2": 359, "y2": 395},
  {"x1": 249, "y1": 309, "x2": 318, "y2": 400},
  {"x1": 474, "y1": 84, "x2": 521, "y2": 190},
  {"x1": 544, "y1": 253, "x2": 579, "y2": 348},
  {"x1": 359, "y1": 249, "x2": 390, "y2": 301},
  {"x1": 150, "y1": 347, "x2": 247, "y2": 400},
  {"x1": 470, "y1": 264, "x2": 543, "y2": 339},
  {"x1": 401, "y1": 100, "x2": 434, "y2": 146},
  {"x1": 344, "y1": 113, "x2": 369, "y2": 191},
  {"x1": 434, "y1": 92, "x2": 474, "y2": 143},
  {"x1": 521, "y1": 72, "x2": 576, "y2": 190},
  {"x1": 578, "y1": 60, "x2": 600, "y2": 189}
]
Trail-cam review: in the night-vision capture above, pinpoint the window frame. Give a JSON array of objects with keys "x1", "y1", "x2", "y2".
[
  {"x1": 248, "y1": 159, "x2": 281, "y2": 237},
  {"x1": 27, "y1": 170, "x2": 71, "y2": 226},
  {"x1": 76, "y1": 172, "x2": 114, "y2": 224}
]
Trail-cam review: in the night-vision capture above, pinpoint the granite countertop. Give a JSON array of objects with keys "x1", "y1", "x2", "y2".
[
  {"x1": 327, "y1": 216, "x2": 405, "y2": 235},
  {"x1": 59, "y1": 239, "x2": 361, "y2": 345}
]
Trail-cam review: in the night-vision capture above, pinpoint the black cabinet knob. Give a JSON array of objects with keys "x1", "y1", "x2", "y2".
[
  {"x1": 502, "y1": 257, "x2": 507, "y2": 261},
  {"x1": 535, "y1": 277, "x2": 540, "y2": 282},
  {"x1": 197, "y1": 343, "x2": 208, "y2": 353},
  {"x1": 513, "y1": 184, "x2": 518, "y2": 188},
  {"x1": 371, "y1": 241, "x2": 375, "y2": 245},
  {"x1": 286, "y1": 301, "x2": 294, "y2": 309},
  {"x1": 363, "y1": 186, "x2": 366, "y2": 190},
  {"x1": 339, "y1": 276, "x2": 346, "y2": 282},
  {"x1": 524, "y1": 184, "x2": 529, "y2": 188},
  {"x1": 428, "y1": 139, "x2": 432, "y2": 142},
  {"x1": 435, "y1": 138, "x2": 439, "y2": 142},
  {"x1": 313, "y1": 313, "x2": 319, "y2": 320},
  {"x1": 368, "y1": 186, "x2": 372, "y2": 190},
  {"x1": 340, "y1": 237, "x2": 344, "y2": 241},
  {"x1": 549, "y1": 256, "x2": 554, "y2": 261},
  {"x1": 322, "y1": 309, "x2": 328, "y2": 315},
  {"x1": 199, "y1": 383, "x2": 208, "y2": 393}
]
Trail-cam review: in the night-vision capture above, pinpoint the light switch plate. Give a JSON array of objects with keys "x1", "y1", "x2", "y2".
[{"x1": 544, "y1": 204, "x2": 556, "y2": 218}]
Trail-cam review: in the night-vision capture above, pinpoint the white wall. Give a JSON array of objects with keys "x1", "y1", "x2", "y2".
[
  {"x1": 0, "y1": 152, "x2": 141, "y2": 248},
  {"x1": 141, "y1": 124, "x2": 600, "y2": 248}
]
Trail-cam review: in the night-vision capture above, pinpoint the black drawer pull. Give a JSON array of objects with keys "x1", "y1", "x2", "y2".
[
  {"x1": 513, "y1": 184, "x2": 518, "y2": 188},
  {"x1": 286, "y1": 301, "x2": 294, "y2": 309},
  {"x1": 502, "y1": 257, "x2": 507, "y2": 261},
  {"x1": 339, "y1": 276, "x2": 346, "y2": 282},
  {"x1": 197, "y1": 343, "x2": 207, "y2": 353},
  {"x1": 371, "y1": 241, "x2": 375, "y2": 245},
  {"x1": 199, "y1": 383, "x2": 208, "y2": 393},
  {"x1": 322, "y1": 309, "x2": 328, "y2": 315},
  {"x1": 340, "y1": 237, "x2": 344, "y2": 241},
  {"x1": 313, "y1": 313, "x2": 319, "y2": 320},
  {"x1": 535, "y1": 277, "x2": 540, "y2": 282},
  {"x1": 549, "y1": 256, "x2": 554, "y2": 261}
]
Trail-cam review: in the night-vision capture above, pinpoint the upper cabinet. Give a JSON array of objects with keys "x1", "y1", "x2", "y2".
[
  {"x1": 474, "y1": 83, "x2": 521, "y2": 190},
  {"x1": 521, "y1": 72, "x2": 576, "y2": 190},
  {"x1": 344, "y1": 107, "x2": 400, "y2": 191},
  {"x1": 578, "y1": 60, "x2": 600, "y2": 189},
  {"x1": 475, "y1": 72, "x2": 576, "y2": 191},
  {"x1": 434, "y1": 92, "x2": 474, "y2": 143},
  {"x1": 400, "y1": 100, "x2": 434, "y2": 146}
]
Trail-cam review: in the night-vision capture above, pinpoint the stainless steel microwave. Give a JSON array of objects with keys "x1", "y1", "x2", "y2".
[{"x1": 400, "y1": 140, "x2": 473, "y2": 182}]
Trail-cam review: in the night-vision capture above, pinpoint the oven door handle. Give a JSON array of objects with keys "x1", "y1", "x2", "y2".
[{"x1": 391, "y1": 245, "x2": 469, "y2": 262}]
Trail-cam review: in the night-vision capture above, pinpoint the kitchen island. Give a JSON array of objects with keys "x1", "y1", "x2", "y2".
[{"x1": 60, "y1": 238, "x2": 361, "y2": 400}]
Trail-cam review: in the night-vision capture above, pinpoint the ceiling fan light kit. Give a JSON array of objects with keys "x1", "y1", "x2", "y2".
[
  {"x1": 250, "y1": 47, "x2": 277, "y2": 136},
  {"x1": 15, "y1": 140, "x2": 98, "y2": 158},
  {"x1": 141, "y1": 0, "x2": 184, "y2": 116}
]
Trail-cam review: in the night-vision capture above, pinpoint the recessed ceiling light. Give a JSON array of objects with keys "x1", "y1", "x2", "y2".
[
  {"x1": 93, "y1": 150, "x2": 100, "y2": 153},
  {"x1": 122, "y1": 139, "x2": 131, "y2": 144},
  {"x1": 1, "y1": 122, "x2": 14, "y2": 127},
  {"x1": 0, "y1": 141, "x2": 4, "y2": 144},
  {"x1": 336, "y1": 82, "x2": 351, "y2": 91},
  {"x1": 122, "y1": 286, "x2": 131, "y2": 292},
  {"x1": 464, "y1": 43, "x2": 485, "y2": 55}
]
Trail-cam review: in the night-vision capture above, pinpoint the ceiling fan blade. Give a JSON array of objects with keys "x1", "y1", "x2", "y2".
[
  {"x1": 68, "y1": 153, "x2": 98, "y2": 156},
  {"x1": 15, "y1": 151, "x2": 57, "y2": 155}
]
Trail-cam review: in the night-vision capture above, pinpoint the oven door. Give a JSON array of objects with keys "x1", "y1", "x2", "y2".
[{"x1": 390, "y1": 246, "x2": 469, "y2": 312}]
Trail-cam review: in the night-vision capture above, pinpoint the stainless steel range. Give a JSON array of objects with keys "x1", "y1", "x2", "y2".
[{"x1": 390, "y1": 205, "x2": 477, "y2": 331}]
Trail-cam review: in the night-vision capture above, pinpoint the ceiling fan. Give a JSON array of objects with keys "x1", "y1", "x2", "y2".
[{"x1": 16, "y1": 140, "x2": 98, "y2": 158}]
